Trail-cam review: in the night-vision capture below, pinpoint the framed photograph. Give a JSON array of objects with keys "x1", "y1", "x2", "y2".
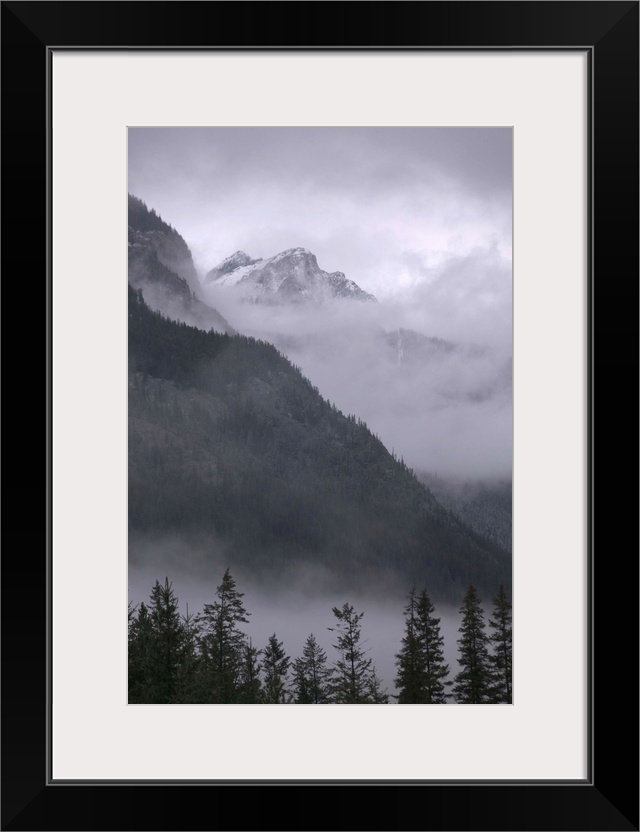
[{"x1": 3, "y1": 2, "x2": 637, "y2": 830}]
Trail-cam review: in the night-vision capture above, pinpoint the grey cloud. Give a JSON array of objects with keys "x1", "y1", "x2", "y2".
[{"x1": 128, "y1": 127, "x2": 512, "y2": 298}]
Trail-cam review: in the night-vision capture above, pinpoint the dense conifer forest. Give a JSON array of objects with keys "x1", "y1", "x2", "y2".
[{"x1": 129, "y1": 571, "x2": 512, "y2": 704}]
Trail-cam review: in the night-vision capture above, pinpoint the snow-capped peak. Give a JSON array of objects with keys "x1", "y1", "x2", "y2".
[
  {"x1": 225, "y1": 250, "x2": 252, "y2": 265},
  {"x1": 276, "y1": 247, "x2": 311, "y2": 257},
  {"x1": 205, "y1": 246, "x2": 376, "y2": 305}
]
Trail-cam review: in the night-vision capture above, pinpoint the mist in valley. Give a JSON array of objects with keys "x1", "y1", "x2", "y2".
[
  {"x1": 202, "y1": 282, "x2": 512, "y2": 480},
  {"x1": 129, "y1": 549, "x2": 467, "y2": 703}
]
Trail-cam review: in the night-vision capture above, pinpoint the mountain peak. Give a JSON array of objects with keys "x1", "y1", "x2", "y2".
[
  {"x1": 205, "y1": 246, "x2": 376, "y2": 305},
  {"x1": 277, "y1": 247, "x2": 312, "y2": 257},
  {"x1": 227, "y1": 250, "x2": 253, "y2": 264}
]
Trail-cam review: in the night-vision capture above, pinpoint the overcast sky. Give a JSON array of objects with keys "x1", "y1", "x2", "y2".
[{"x1": 128, "y1": 127, "x2": 512, "y2": 332}]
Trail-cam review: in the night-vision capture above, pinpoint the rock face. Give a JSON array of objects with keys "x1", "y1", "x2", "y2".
[
  {"x1": 127, "y1": 193, "x2": 200, "y2": 294},
  {"x1": 128, "y1": 227, "x2": 200, "y2": 297},
  {"x1": 205, "y1": 247, "x2": 376, "y2": 304},
  {"x1": 128, "y1": 194, "x2": 234, "y2": 334}
]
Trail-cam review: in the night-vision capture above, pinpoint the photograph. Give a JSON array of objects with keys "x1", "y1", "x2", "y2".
[{"x1": 127, "y1": 126, "x2": 513, "y2": 705}]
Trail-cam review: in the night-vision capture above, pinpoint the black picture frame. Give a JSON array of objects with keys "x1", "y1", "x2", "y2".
[{"x1": 2, "y1": 2, "x2": 638, "y2": 830}]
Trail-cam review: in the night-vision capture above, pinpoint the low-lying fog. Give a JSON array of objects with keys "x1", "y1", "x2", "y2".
[
  {"x1": 129, "y1": 557, "x2": 467, "y2": 703},
  {"x1": 201, "y1": 281, "x2": 512, "y2": 480},
  {"x1": 129, "y1": 541, "x2": 491, "y2": 703}
]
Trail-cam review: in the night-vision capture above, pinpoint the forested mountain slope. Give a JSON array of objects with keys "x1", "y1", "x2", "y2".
[
  {"x1": 129, "y1": 287, "x2": 511, "y2": 601},
  {"x1": 419, "y1": 473, "x2": 512, "y2": 555}
]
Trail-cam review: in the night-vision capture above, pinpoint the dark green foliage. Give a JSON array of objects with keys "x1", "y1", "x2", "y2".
[
  {"x1": 128, "y1": 601, "x2": 154, "y2": 702},
  {"x1": 488, "y1": 584, "x2": 512, "y2": 703},
  {"x1": 128, "y1": 193, "x2": 176, "y2": 236},
  {"x1": 261, "y1": 634, "x2": 291, "y2": 704},
  {"x1": 237, "y1": 640, "x2": 263, "y2": 704},
  {"x1": 394, "y1": 589, "x2": 424, "y2": 703},
  {"x1": 452, "y1": 585, "x2": 493, "y2": 703},
  {"x1": 128, "y1": 286, "x2": 511, "y2": 601},
  {"x1": 174, "y1": 604, "x2": 200, "y2": 703},
  {"x1": 292, "y1": 634, "x2": 333, "y2": 704},
  {"x1": 197, "y1": 568, "x2": 249, "y2": 703},
  {"x1": 415, "y1": 589, "x2": 451, "y2": 703},
  {"x1": 128, "y1": 579, "x2": 195, "y2": 704},
  {"x1": 147, "y1": 577, "x2": 184, "y2": 702},
  {"x1": 395, "y1": 588, "x2": 451, "y2": 703},
  {"x1": 128, "y1": 576, "x2": 512, "y2": 706},
  {"x1": 329, "y1": 603, "x2": 386, "y2": 703},
  {"x1": 366, "y1": 668, "x2": 389, "y2": 704}
]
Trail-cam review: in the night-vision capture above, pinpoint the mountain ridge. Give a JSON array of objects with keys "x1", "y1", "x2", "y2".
[
  {"x1": 128, "y1": 193, "x2": 234, "y2": 333},
  {"x1": 205, "y1": 245, "x2": 376, "y2": 305}
]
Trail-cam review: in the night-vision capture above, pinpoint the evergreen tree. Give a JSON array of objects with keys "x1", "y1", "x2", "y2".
[
  {"x1": 198, "y1": 568, "x2": 249, "y2": 703},
  {"x1": 488, "y1": 584, "x2": 512, "y2": 703},
  {"x1": 129, "y1": 582, "x2": 189, "y2": 704},
  {"x1": 394, "y1": 588, "x2": 451, "y2": 703},
  {"x1": 128, "y1": 601, "x2": 154, "y2": 703},
  {"x1": 394, "y1": 588, "x2": 424, "y2": 703},
  {"x1": 148, "y1": 577, "x2": 184, "y2": 703},
  {"x1": 174, "y1": 604, "x2": 200, "y2": 703},
  {"x1": 366, "y1": 667, "x2": 389, "y2": 703},
  {"x1": 452, "y1": 585, "x2": 493, "y2": 703},
  {"x1": 292, "y1": 634, "x2": 333, "y2": 703},
  {"x1": 415, "y1": 589, "x2": 451, "y2": 703},
  {"x1": 292, "y1": 659, "x2": 312, "y2": 704},
  {"x1": 261, "y1": 633, "x2": 290, "y2": 703},
  {"x1": 237, "y1": 639, "x2": 263, "y2": 704},
  {"x1": 329, "y1": 603, "x2": 383, "y2": 703}
]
